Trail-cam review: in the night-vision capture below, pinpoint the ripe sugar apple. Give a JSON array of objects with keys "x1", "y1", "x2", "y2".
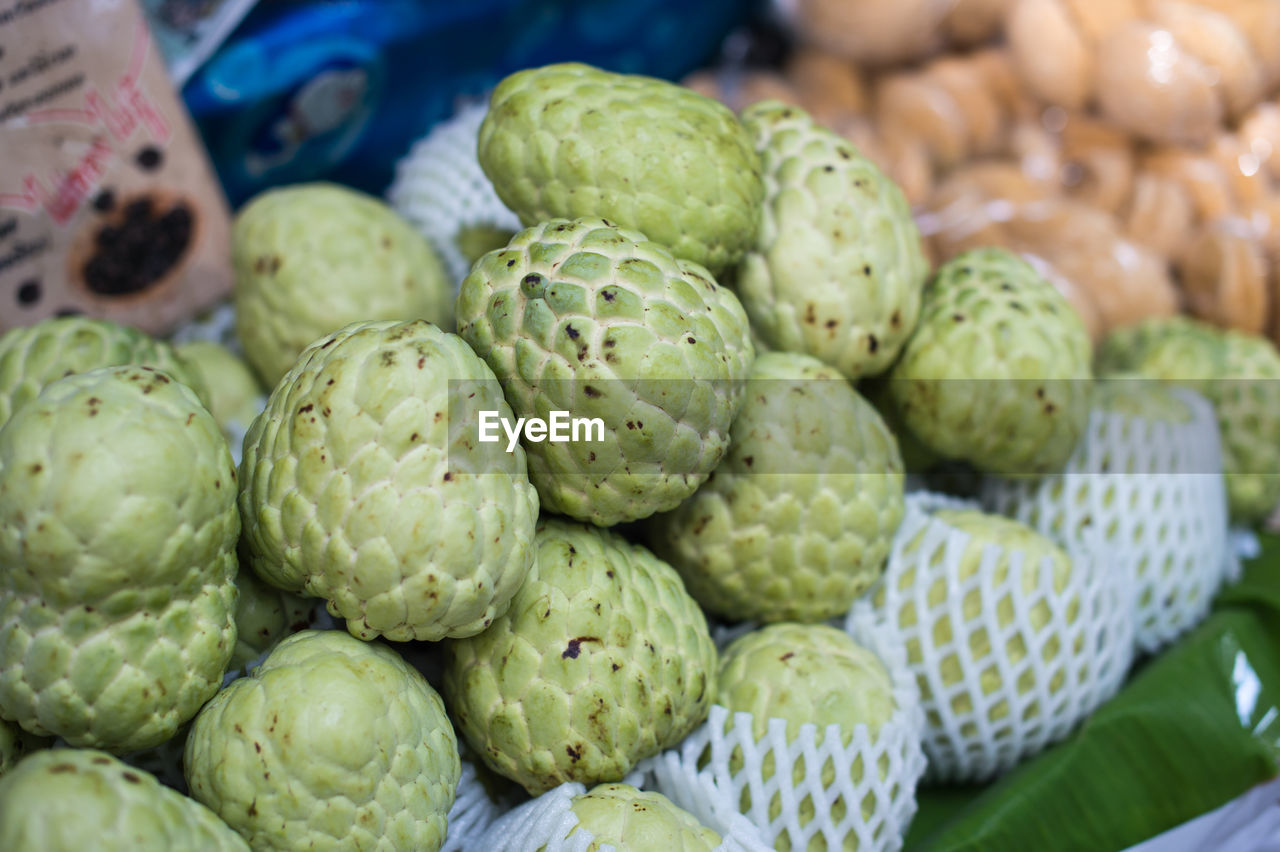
[
  {"x1": 229, "y1": 567, "x2": 315, "y2": 670},
  {"x1": 0, "y1": 316, "x2": 206, "y2": 429},
  {"x1": 1098, "y1": 317, "x2": 1280, "y2": 521},
  {"x1": 185, "y1": 630, "x2": 460, "y2": 852},
  {"x1": 175, "y1": 340, "x2": 265, "y2": 433},
  {"x1": 876, "y1": 508, "x2": 1077, "y2": 741},
  {"x1": 0, "y1": 749, "x2": 249, "y2": 851},
  {"x1": 557, "y1": 783, "x2": 722, "y2": 851},
  {"x1": 443, "y1": 518, "x2": 718, "y2": 795},
  {"x1": 457, "y1": 217, "x2": 754, "y2": 526},
  {"x1": 715, "y1": 623, "x2": 896, "y2": 850},
  {"x1": 477, "y1": 62, "x2": 763, "y2": 276},
  {"x1": 735, "y1": 101, "x2": 929, "y2": 380},
  {"x1": 239, "y1": 319, "x2": 539, "y2": 642},
  {"x1": 0, "y1": 719, "x2": 48, "y2": 777},
  {"x1": 648, "y1": 351, "x2": 904, "y2": 623},
  {"x1": 233, "y1": 183, "x2": 453, "y2": 388},
  {"x1": 886, "y1": 248, "x2": 1094, "y2": 474},
  {"x1": 0, "y1": 366, "x2": 239, "y2": 753}
]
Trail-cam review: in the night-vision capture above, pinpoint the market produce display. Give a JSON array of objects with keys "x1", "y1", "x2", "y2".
[{"x1": 3, "y1": 4, "x2": 1280, "y2": 847}]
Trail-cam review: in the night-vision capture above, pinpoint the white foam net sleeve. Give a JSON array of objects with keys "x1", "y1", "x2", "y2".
[
  {"x1": 646, "y1": 624, "x2": 926, "y2": 852},
  {"x1": 851, "y1": 491, "x2": 1135, "y2": 784},
  {"x1": 388, "y1": 101, "x2": 523, "y2": 288},
  {"x1": 441, "y1": 755, "x2": 527, "y2": 852},
  {"x1": 168, "y1": 300, "x2": 242, "y2": 352},
  {"x1": 979, "y1": 388, "x2": 1235, "y2": 654}
]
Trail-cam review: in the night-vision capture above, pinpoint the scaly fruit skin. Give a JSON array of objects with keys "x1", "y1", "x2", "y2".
[
  {"x1": 233, "y1": 183, "x2": 453, "y2": 388},
  {"x1": 0, "y1": 366, "x2": 239, "y2": 753},
  {"x1": 717, "y1": 623, "x2": 896, "y2": 851},
  {"x1": 736, "y1": 101, "x2": 929, "y2": 380},
  {"x1": 457, "y1": 217, "x2": 754, "y2": 526},
  {"x1": 176, "y1": 340, "x2": 264, "y2": 430},
  {"x1": 558, "y1": 783, "x2": 722, "y2": 852},
  {"x1": 649, "y1": 352, "x2": 904, "y2": 623},
  {"x1": 185, "y1": 630, "x2": 460, "y2": 852},
  {"x1": 0, "y1": 749, "x2": 249, "y2": 851},
  {"x1": 229, "y1": 568, "x2": 314, "y2": 670},
  {"x1": 1098, "y1": 317, "x2": 1280, "y2": 521},
  {"x1": 239, "y1": 320, "x2": 539, "y2": 642},
  {"x1": 0, "y1": 719, "x2": 49, "y2": 777},
  {"x1": 478, "y1": 62, "x2": 763, "y2": 276},
  {"x1": 443, "y1": 518, "x2": 717, "y2": 795},
  {"x1": 887, "y1": 248, "x2": 1093, "y2": 475},
  {"x1": 0, "y1": 316, "x2": 206, "y2": 429},
  {"x1": 878, "y1": 509, "x2": 1075, "y2": 729}
]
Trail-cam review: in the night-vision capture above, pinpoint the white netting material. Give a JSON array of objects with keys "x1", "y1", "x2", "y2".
[
  {"x1": 649, "y1": 621, "x2": 926, "y2": 851},
  {"x1": 851, "y1": 491, "x2": 1135, "y2": 784},
  {"x1": 980, "y1": 388, "x2": 1236, "y2": 654},
  {"x1": 467, "y1": 778, "x2": 771, "y2": 852},
  {"x1": 388, "y1": 101, "x2": 522, "y2": 287},
  {"x1": 441, "y1": 756, "x2": 528, "y2": 852},
  {"x1": 168, "y1": 299, "x2": 241, "y2": 351}
]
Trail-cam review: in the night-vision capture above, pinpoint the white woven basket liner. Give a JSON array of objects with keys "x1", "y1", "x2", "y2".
[
  {"x1": 388, "y1": 101, "x2": 522, "y2": 287},
  {"x1": 468, "y1": 777, "x2": 770, "y2": 852},
  {"x1": 646, "y1": 622, "x2": 925, "y2": 852},
  {"x1": 851, "y1": 491, "x2": 1135, "y2": 784},
  {"x1": 980, "y1": 387, "x2": 1235, "y2": 653}
]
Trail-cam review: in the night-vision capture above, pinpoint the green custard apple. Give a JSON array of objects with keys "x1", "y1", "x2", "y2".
[
  {"x1": 886, "y1": 247, "x2": 1093, "y2": 475},
  {"x1": 185, "y1": 630, "x2": 460, "y2": 852},
  {"x1": 239, "y1": 319, "x2": 539, "y2": 642},
  {"x1": 735, "y1": 101, "x2": 929, "y2": 380},
  {"x1": 716, "y1": 623, "x2": 897, "y2": 851},
  {"x1": 0, "y1": 749, "x2": 248, "y2": 851},
  {"x1": 478, "y1": 62, "x2": 763, "y2": 276},
  {"x1": 229, "y1": 568, "x2": 315, "y2": 670},
  {"x1": 457, "y1": 217, "x2": 754, "y2": 526},
  {"x1": 0, "y1": 719, "x2": 49, "y2": 777},
  {"x1": 443, "y1": 518, "x2": 717, "y2": 795},
  {"x1": 0, "y1": 366, "x2": 239, "y2": 753},
  {"x1": 233, "y1": 183, "x2": 453, "y2": 387},
  {"x1": 558, "y1": 783, "x2": 722, "y2": 851},
  {"x1": 0, "y1": 316, "x2": 206, "y2": 429},
  {"x1": 175, "y1": 340, "x2": 265, "y2": 431},
  {"x1": 648, "y1": 351, "x2": 904, "y2": 623}
]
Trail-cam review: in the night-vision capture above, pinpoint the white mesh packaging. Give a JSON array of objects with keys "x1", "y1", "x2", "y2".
[
  {"x1": 650, "y1": 623, "x2": 926, "y2": 851},
  {"x1": 471, "y1": 780, "x2": 770, "y2": 852},
  {"x1": 441, "y1": 755, "x2": 527, "y2": 852},
  {"x1": 980, "y1": 386, "x2": 1235, "y2": 653},
  {"x1": 388, "y1": 101, "x2": 522, "y2": 286},
  {"x1": 852, "y1": 491, "x2": 1135, "y2": 784},
  {"x1": 169, "y1": 300, "x2": 242, "y2": 351}
]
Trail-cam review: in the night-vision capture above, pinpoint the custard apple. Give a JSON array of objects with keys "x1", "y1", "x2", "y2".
[
  {"x1": 457, "y1": 217, "x2": 754, "y2": 526},
  {"x1": 233, "y1": 183, "x2": 453, "y2": 387},
  {"x1": 886, "y1": 248, "x2": 1094, "y2": 474},
  {"x1": 185, "y1": 630, "x2": 460, "y2": 852},
  {"x1": 478, "y1": 62, "x2": 763, "y2": 275},
  {"x1": 0, "y1": 749, "x2": 249, "y2": 851},
  {"x1": 735, "y1": 101, "x2": 929, "y2": 380},
  {"x1": 0, "y1": 316, "x2": 205, "y2": 429},
  {"x1": 443, "y1": 518, "x2": 717, "y2": 795},
  {"x1": 0, "y1": 366, "x2": 239, "y2": 753},
  {"x1": 716, "y1": 623, "x2": 896, "y2": 849},
  {"x1": 0, "y1": 719, "x2": 48, "y2": 777},
  {"x1": 558, "y1": 783, "x2": 722, "y2": 851},
  {"x1": 1098, "y1": 317, "x2": 1280, "y2": 521},
  {"x1": 229, "y1": 567, "x2": 315, "y2": 670},
  {"x1": 648, "y1": 351, "x2": 904, "y2": 623},
  {"x1": 239, "y1": 319, "x2": 539, "y2": 642},
  {"x1": 175, "y1": 340, "x2": 264, "y2": 432}
]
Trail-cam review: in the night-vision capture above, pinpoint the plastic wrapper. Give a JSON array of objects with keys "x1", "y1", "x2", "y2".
[
  {"x1": 853, "y1": 492, "x2": 1136, "y2": 783},
  {"x1": 981, "y1": 385, "x2": 1235, "y2": 652},
  {"x1": 904, "y1": 533, "x2": 1280, "y2": 851}
]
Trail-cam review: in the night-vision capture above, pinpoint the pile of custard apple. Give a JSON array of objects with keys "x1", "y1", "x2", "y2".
[{"x1": 0, "y1": 61, "x2": 1274, "y2": 851}]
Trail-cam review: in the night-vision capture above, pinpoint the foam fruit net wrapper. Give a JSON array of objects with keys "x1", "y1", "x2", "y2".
[
  {"x1": 387, "y1": 101, "x2": 523, "y2": 287},
  {"x1": 981, "y1": 387, "x2": 1237, "y2": 653},
  {"x1": 851, "y1": 492, "x2": 1136, "y2": 784}
]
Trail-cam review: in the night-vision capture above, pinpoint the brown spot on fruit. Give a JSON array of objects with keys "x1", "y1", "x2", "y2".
[
  {"x1": 122, "y1": 771, "x2": 141, "y2": 784},
  {"x1": 584, "y1": 386, "x2": 601, "y2": 398}
]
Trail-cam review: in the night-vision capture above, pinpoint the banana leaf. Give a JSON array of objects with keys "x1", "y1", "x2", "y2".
[{"x1": 905, "y1": 533, "x2": 1280, "y2": 852}]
